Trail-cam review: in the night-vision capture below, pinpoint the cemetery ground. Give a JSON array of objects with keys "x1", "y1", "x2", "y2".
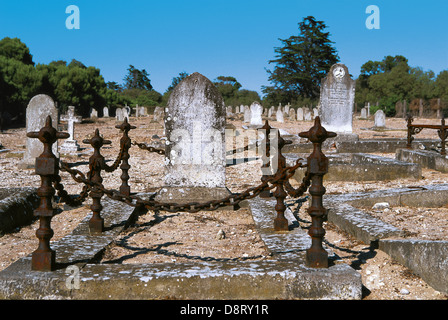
[{"x1": 0, "y1": 114, "x2": 447, "y2": 300}]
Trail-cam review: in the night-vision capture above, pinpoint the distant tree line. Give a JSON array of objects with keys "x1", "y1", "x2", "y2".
[{"x1": 263, "y1": 16, "x2": 448, "y2": 116}]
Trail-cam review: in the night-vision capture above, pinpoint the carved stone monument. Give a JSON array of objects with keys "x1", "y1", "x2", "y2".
[
  {"x1": 155, "y1": 72, "x2": 230, "y2": 203},
  {"x1": 319, "y1": 63, "x2": 356, "y2": 133}
]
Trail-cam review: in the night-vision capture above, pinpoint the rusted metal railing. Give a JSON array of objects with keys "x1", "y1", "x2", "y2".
[
  {"x1": 27, "y1": 116, "x2": 336, "y2": 271},
  {"x1": 406, "y1": 114, "x2": 447, "y2": 155}
]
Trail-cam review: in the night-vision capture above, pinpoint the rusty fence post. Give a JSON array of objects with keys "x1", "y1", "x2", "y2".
[
  {"x1": 299, "y1": 117, "x2": 336, "y2": 268},
  {"x1": 83, "y1": 129, "x2": 111, "y2": 234},
  {"x1": 259, "y1": 120, "x2": 272, "y2": 198},
  {"x1": 115, "y1": 118, "x2": 136, "y2": 197},
  {"x1": 272, "y1": 129, "x2": 292, "y2": 231},
  {"x1": 27, "y1": 116, "x2": 69, "y2": 271}
]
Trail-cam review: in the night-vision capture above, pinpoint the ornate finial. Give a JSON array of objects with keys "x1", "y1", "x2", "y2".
[
  {"x1": 83, "y1": 129, "x2": 111, "y2": 148},
  {"x1": 27, "y1": 115, "x2": 70, "y2": 144},
  {"x1": 299, "y1": 116, "x2": 337, "y2": 143},
  {"x1": 115, "y1": 117, "x2": 136, "y2": 132}
]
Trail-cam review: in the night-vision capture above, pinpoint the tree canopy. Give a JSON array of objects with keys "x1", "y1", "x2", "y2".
[{"x1": 263, "y1": 16, "x2": 339, "y2": 105}]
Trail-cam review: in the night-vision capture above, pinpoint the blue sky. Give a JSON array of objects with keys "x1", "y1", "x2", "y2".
[{"x1": 0, "y1": 0, "x2": 447, "y2": 96}]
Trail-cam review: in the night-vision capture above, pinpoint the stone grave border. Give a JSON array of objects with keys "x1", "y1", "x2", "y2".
[
  {"x1": 0, "y1": 195, "x2": 362, "y2": 300},
  {"x1": 324, "y1": 184, "x2": 448, "y2": 294}
]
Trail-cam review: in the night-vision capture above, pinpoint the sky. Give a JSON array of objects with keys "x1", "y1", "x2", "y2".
[{"x1": 0, "y1": 0, "x2": 447, "y2": 97}]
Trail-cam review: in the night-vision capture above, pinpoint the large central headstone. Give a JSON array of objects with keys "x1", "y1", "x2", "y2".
[
  {"x1": 319, "y1": 63, "x2": 356, "y2": 133},
  {"x1": 155, "y1": 72, "x2": 230, "y2": 204}
]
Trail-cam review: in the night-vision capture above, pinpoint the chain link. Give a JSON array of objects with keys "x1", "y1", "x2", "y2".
[
  {"x1": 57, "y1": 157, "x2": 308, "y2": 213},
  {"x1": 132, "y1": 141, "x2": 166, "y2": 155}
]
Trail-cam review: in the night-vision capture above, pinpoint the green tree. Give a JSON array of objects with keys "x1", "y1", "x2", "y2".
[
  {"x1": 213, "y1": 76, "x2": 242, "y2": 104},
  {"x1": 162, "y1": 71, "x2": 189, "y2": 105},
  {"x1": 123, "y1": 65, "x2": 152, "y2": 90},
  {"x1": 263, "y1": 16, "x2": 339, "y2": 103},
  {"x1": 0, "y1": 37, "x2": 34, "y2": 66},
  {"x1": 0, "y1": 38, "x2": 40, "y2": 117},
  {"x1": 435, "y1": 70, "x2": 448, "y2": 106},
  {"x1": 36, "y1": 59, "x2": 110, "y2": 117}
]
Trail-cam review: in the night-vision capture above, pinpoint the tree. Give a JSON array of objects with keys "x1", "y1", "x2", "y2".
[
  {"x1": 123, "y1": 65, "x2": 152, "y2": 90},
  {"x1": 166, "y1": 71, "x2": 189, "y2": 92},
  {"x1": 36, "y1": 60, "x2": 111, "y2": 116},
  {"x1": 435, "y1": 70, "x2": 448, "y2": 106},
  {"x1": 0, "y1": 37, "x2": 34, "y2": 66},
  {"x1": 0, "y1": 38, "x2": 40, "y2": 117},
  {"x1": 263, "y1": 16, "x2": 339, "y2": 104},
  {"x1": 214, "y1": 76, "x2": 242, "y2": 104}
]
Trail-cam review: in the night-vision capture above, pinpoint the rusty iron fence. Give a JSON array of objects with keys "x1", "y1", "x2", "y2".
[
  {"x1": 27, "y1": 116, "x2": 336, "y2": 271},
  {"x1": 406, "y1": 114, "x2": 448, "y2": 155}
]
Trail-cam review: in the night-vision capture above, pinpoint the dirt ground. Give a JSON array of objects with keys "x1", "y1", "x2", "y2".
[{"x1": 0, "y1": 113, "x2": 447, "y2": 300}]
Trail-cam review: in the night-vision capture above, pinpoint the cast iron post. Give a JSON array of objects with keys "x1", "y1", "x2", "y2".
[
  {"x1": 27, "y1": 116, "x2": 69, "y2": 271},
  {"x1": 83, "y1": 129, "x2": 111, "y2": 234},
  {"x1": 299, "y1": 116, "x2": 336, "y2": 268},
  {"x1": 115, "y1": 118, "x2": 135, "y2": 197}
]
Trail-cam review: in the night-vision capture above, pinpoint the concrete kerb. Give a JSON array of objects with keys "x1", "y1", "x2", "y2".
[
  {"x1": 0, "y1": 195, "x2": 363, "y2": 300},
  {"x1": 285, "y1": 152, "x2": 421, "y2": 181},
  {"x1": 0, "y1": 187, "x2": 39, "y2": 235},
  {"x1": 324, "y1": 184, "x2": 448, "y2": 294},
  {"x1": 396, "y1": 148, "x2": 448, "y2": 173}
]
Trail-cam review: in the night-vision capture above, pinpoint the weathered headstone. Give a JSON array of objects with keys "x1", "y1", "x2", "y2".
[
  {"x1": 60, "y1": 106, "x2": 82, "y2": 153},
  {"x1": 152, "y1": 106, "x2": 163, "y2": 123},
  {"x1": 155, "y1": 72, "x2": 229, "y2": 203},
  {"x1": 122, "y1": 107, "x2": 129, "y2": 121},
  {"x1": 226, "y1": 106, "x2": 233, "y2": 117},
  {"x1": 288, "y1": 108, "x2": 296, "y2": 120},
  {"x1": 19, "y1": 94, "x2": 59, "y2": 169},
  {"x1": 116, "y1": 108, "x2": 124, "y2": 121},
  {"x1": 103, "y1": 106, "x2": 109, "y2": 118},
  {"x1": 374, "y1": 109, "x2": 386, "y2": 128},
  {"x1": 249, "y1": 101, "x2": 263, "y2": 127},
  {"x1": 360, "y1": 107, "x2": 367, "y2": 119},
  {"x1": 243, "y1": 106, "x2": 251, "y2": 123},
  {"x1": 276, "y1": 108, "x2": 284, "y2": 123},
  {"x1": 297, "y1": 107, "x2": 304, "y2": 121},
  {"x1": 90, "y1": 108, "x2": 98, "y2": 119},
  {"x1": 319, "y1": 63, "x2": 356, "y2": 133},
  {"x1": 304, "y1": 109, "x2": 312, "y2": 121}
]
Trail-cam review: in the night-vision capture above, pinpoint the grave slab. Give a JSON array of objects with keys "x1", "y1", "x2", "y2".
[{"x1": 0, "y1": 197, "x2": 362, "y2": 300}]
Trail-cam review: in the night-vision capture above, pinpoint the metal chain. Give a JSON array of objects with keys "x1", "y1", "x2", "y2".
[
  {"x1": 132, "y1": 141, "x2": 166, "y2": 155},
  {"x1": 57, "y1": 157, "x2": 307, "y2": 213}
]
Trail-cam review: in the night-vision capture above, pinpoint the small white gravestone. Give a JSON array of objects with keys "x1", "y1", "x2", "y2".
[
  {"x1": 360, "y1": 107, "x2": 367, "y2": 119},
  {"x1": 276, "y1": 108, "x2": 284, "y2": 123},
  {"x1": 152, "y1": 106, "x2": 163, "y2": 123},
  {"x1": 116, "y1": 108, "x2": 124, "y2": 121},
  {"x1": 374, "y1": 109, "x2": 386, "y2": 128},
  {"x1": 103, "y1": 106, "x2": 109, "y2": 118},
  {"x1": 249, "y1": 101, "x2": 263, "y2": 127},
  {"x1": 296, "y1": 107, "x2": 304, "y2": 121},
  {"x1": 243, "y1": 106, "x2": 251, "y2": 123}
]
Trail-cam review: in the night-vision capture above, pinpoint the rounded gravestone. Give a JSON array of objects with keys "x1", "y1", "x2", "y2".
[{"x1": 156, "y1": 72, "x2": 229, "y2": 203}]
